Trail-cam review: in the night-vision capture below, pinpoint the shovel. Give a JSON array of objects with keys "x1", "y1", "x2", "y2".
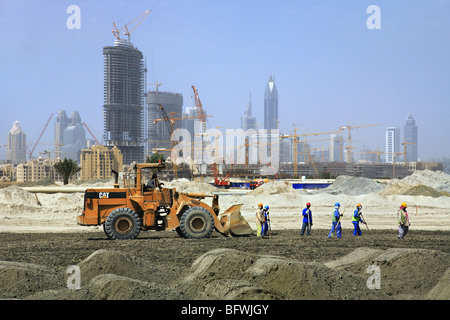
[{"x1": 360, "y1": 212, "x2": 370, "y2": 232}]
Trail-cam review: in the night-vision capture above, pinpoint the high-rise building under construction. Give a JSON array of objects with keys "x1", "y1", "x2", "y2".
[{"x1": 103, "y1": 39, "x2": 145, "y2": 165}]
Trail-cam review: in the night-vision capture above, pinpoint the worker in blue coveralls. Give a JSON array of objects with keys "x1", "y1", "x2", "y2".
[
  {"x1": 262, "y1": 205, "x2": 270, "y2": 237},
  {"x1": 352, "y1": 203, "x2": 366, "y2": 236},
  {"x1": 328, "y1": 202, "x2": 343, "y2": 238},
  {"x1": 300, "y1": 202, "x2": 312, "y2": 236}
]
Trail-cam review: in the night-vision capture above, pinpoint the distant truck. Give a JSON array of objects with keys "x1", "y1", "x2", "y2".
[{"x1": 249, "y1": 178, "x2": 269, "y2": 190}]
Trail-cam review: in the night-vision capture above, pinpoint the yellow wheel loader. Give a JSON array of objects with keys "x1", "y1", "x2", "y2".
[{"x1": 77, "y1": 163, "x2": 253, "y2": 240}]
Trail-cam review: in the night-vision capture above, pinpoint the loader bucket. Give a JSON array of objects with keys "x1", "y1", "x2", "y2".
[{"x1": 219, "y1": 204, "x2": 254, "y2": 236}]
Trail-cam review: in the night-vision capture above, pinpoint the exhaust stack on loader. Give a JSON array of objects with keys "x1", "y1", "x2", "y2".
[{"x1": 77, "y1": 163, "x2": 253, "y2": 240}]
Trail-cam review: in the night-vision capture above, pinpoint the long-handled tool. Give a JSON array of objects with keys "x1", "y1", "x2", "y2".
[
  {"x1": 360, "y1": 212, "x2": 370, "y2": 232},
  {"x1": 307, "y1": 209, "x2": 311, "y2": 235},
  {"x1": 268, "y1": 218, "x2": 272, "y2": 239},
  {"x1": 333, "y1": 207, "x2": 344, "y2": 236}
]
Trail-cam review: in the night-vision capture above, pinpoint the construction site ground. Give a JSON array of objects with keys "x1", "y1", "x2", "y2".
[{"x1": 0, "y1": 170, "x2": 449, "y2": 301}]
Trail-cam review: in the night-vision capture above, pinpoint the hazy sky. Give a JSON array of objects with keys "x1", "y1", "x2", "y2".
[{"x1": 1, "y1": 0, "x2": 449, "y2": 161}]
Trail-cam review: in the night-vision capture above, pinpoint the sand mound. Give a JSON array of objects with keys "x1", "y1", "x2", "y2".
[
  {"x1": 0, "y1": 260, "x2": 64, "y2": 299},
  {"x1": 175, "y1": 248, "x2": 386, "y2": 299},
  {"x1": 31, "y1": 274, "x2": 184, "y2": 300},
  {"x1": 3, "y1": 244, "x2": 448, "y2": 300},
  {"x1": 402, "y1": 185, "x2": 449, "y2": 198},
  {"x1": 325, "y1": 247, "x2": 450, "y2": 299},
  {"x1": 402, "y1": 170, "x2": 450, "y2": 193},
  {"x1": 380, "y1": 170, "x2": 450, "y2": 197},
  {"x1": 0, "y1": 186, "x2": 41, "y2": 213},
  {"x1": 78, "y1": 249, "x2": 156, "y2": 285},
  {"x1": 163, "y1": 178, "x2": 217, "y2": 194},
  {"x1": 29, "y1": 249, "x2": 186, "y2": 300},
  {"x1": 321, "y1": 176, "x2": 384, "y2": 196},
  {"x1": 247, "y1": 181, "x2": 297, "y2": 196}
]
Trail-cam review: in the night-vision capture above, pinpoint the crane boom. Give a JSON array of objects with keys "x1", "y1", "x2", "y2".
[
  {"x1": 192, "y1": 86, "x2": 207, "y2": 134},
  {"x1": 112, "y1": 9, "x2": 151, "y2": 42},
  {"x1": 83, "y1": 122, "x2": 101, "y2": 145},
  {"x1": 339, "y1": 122, "x2": 381, "y2": 163},
  {"x1": 29, "y1": 113, "x2": 53, "y2": 159}
]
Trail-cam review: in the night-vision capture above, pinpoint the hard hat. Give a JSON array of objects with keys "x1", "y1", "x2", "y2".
[
  {"x1": 258, "y1": 203, "x2": 263, "y2": 207},
  {"x1": 335, "y1": 202, "x2": 340, "y2": 207},
  {"x1": 401, "y1": 202, "x2": 407, "y2": 208},
  {"x1": 306, "y1": 202, "x2": 311, "y2": 207},
  {"x1": 356, "y1": 203, "x2": 362, "y2": 207},
  {"x1": 264, "y1": 205, "x2": 269, "y2": 210}
]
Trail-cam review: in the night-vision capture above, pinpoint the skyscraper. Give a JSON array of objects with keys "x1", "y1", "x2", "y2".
[
  {"x1": 103, "y1": 39, "x2": 145, "y2": 165},
  {"x1": 241, "y1": 93, "x2": 257, "y2": 131},
  {"x1": 385, "y1": 127, "x2": 400, "y2": 163},
  {"x1": 55, "y1": 110, "x2": 86, "y2": 163},
  {"x1": 55, "y1": 110, "x2": 70, "y2": 159},
  {"x1": 403, "y1": 113, "x2": 418, "y2": 162},
  {"x1": 7, "y1": 121, "x2": 26, "y2": 164},
  {"x1": 264, "y1": 76, "x2": 278, "y2": 130}
]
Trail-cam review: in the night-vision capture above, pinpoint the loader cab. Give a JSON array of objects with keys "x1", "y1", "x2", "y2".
[{"x1": 122, "y1": 163, "x2": 165, "y2": 194}]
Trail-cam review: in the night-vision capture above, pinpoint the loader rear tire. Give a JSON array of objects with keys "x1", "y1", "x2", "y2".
[
  {"x1": 104, "y1": 207, "x2": 141, "y2": 240},
  {"x1": 179, "y1": 206, "x2": 215, "y2": 239}
]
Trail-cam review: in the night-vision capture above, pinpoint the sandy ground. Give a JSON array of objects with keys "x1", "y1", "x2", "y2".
[{"x1": 0, "y1": 170, "x2": 449, "y2": 302}]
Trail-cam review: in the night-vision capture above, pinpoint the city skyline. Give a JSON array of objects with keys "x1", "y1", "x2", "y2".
[{"x1": 1, "y1": 1, "x2": 449, "y2": 161}]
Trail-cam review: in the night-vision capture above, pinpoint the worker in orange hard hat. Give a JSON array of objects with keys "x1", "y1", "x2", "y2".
[
  {"x1": 352, "y1": 203, "x2": 365, "y2": 236},
  {"x1": 398, "y1": 202, "x2": 410, "y2": 239},
  {"x1": 256, "y1": 203, "x2": 265, "y2": 237}
]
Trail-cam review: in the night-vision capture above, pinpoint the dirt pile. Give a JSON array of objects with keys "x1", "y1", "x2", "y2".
[
  {"x1": 321, "y1": 176, "x2": 384, "y2": 196},
  {"x1": 380, "y1": 170, "x2": 450, "y2": 197},
  {"x1": 171, "y1": 247, "x2": 450, "y2": 300},
  {"x1": 0, "y1": 230, "x2": 448, "y2": 300},
  {"x1": 0, "y1": 185, "x2": 41, "y2": 213},
  {"x1": 248, "y1": 181, "x2": 297, "y2": 196},
  {"x1": 0, "y1": 260, "x2": 64, "y2": 299},
  {"x1": 163, "y1": 178, "x2": 218, "y2": 194},
  {"x1": 28, "y1": 249, "x2": 186, "y2": 300}
]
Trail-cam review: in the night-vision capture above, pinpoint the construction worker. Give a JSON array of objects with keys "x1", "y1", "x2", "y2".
[
  {"x1": 398, "y1": 202, "x2": 410, "y2": 239},
  {"x1": 300, "y1": 202, "x2": 312, "y2": 236},
  {"x1": 262, "y1": 205, "x2": 270, "y2": 237},
  {"x1": 352, "y1": 203, "x2": 365, "y2": 236},
  {"x1": 146, "y1": 173, "x2": 158, "y2": 189},
  {"x1": 256, "y1": 203, "x2": 265, "y2": 237},
  {"x1": 328, "y1": 202, "x2": 343, "y2": 238}
]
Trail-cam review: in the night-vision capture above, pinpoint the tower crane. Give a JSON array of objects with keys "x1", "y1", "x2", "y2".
[
  {"x1": 191, "y1": 85, "x2": 230, "y2": 187},
  {"x1": 339, "y1": 122, "x2": 381, "y2": 163},
  {"x1": 112, "y1": 9, "x2": 151, "y2": 42},
  {"x1": 153, "y1": 104, "x2": 212, "y2": 179},
  {"x1": 401, "y1": 139, "x2": 416, "y2": 163},
  {"x1": 280, "y1": 129, "x2": 343, "y2": 177},
  {"x1": 154, "y1": 104, "x2": 212, "y2": 135},
  {"x1": 359, "y1": 149, "x2": 385, "y2": 163},
  {"x1": 191, "y1": 86, "x2": 208, "y2": 134},
  {"x1": 146, "y1": 82, "x2": 162, "y2": 93}
]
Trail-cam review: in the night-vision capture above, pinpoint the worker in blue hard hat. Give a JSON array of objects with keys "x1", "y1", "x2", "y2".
[
  {"x1": 328, "y1": 202, "x2": 343, "y2": 238},
  {"x1": 262, "y1": 205, "x2": 270, "y2": 237}
]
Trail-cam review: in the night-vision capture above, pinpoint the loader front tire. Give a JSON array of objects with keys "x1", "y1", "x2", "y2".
[
  {"x1": 179, "y1": 206, "x2": 215, "y2": 239},
  {"x1": 104, "y1": 207, "x2": 141, "y2": 240}
]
